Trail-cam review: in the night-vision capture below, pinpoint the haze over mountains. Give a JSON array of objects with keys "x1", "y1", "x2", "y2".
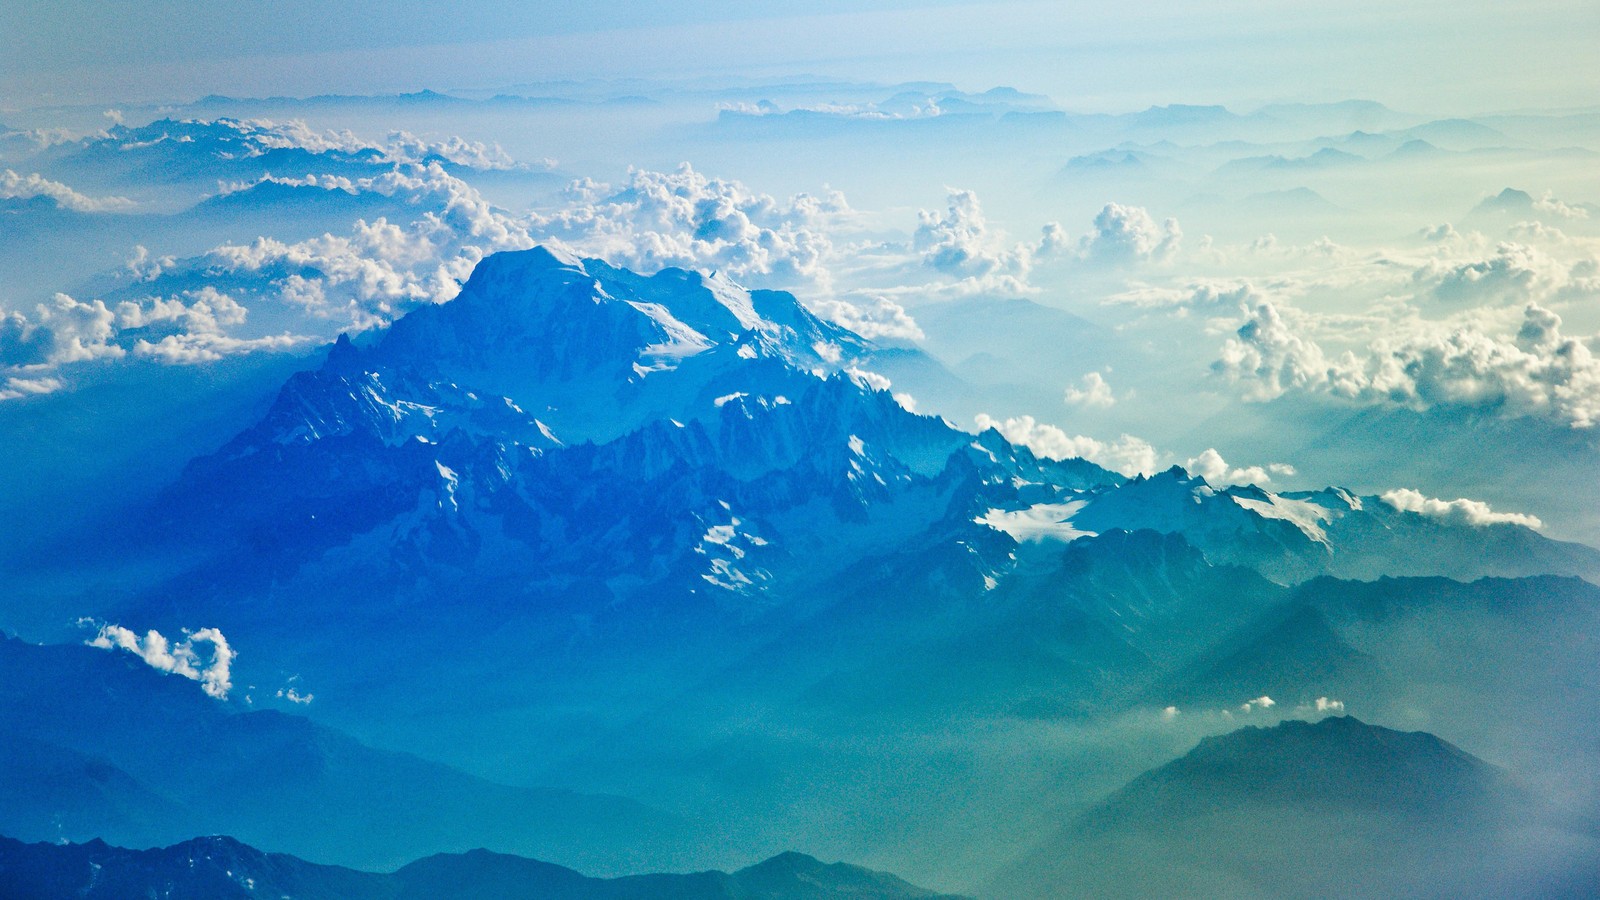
[{"x1": 3, "y1": 19, "x2": 1599, "y2": 894}]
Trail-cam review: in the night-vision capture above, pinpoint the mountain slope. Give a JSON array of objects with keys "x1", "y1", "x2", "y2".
[
  {"x1": 988, "y1": 716, "x2": 1596, "y2": 900},
  {"x1": 0, "y1": 634, "x2": 689, "y2": 874}
]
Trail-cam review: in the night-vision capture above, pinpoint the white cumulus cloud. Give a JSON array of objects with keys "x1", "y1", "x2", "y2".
[
  {"x1": 1379, "y1": 488, "x2": 1543, "y2": 529},
  {"x1": 913, "y1": 188, "x2": 1032, "y2": 289},
  {"x1": 1079, "y1": 202, "x2": 1182, "y2": 264},
  {"x1": 530, "y1": 163, "x2": 845, "y2": 289},
  {"x1": 1239, "y1": 695, "x2": 1276, "y2": 713},
  {"x1": 974, "y1": 413, "x2": 1161, "y2": 477},
  {"x1": 84, "y1": 622, "x2": 235, "y2": 699},
  {"x1": 1214, "y1": 301, "x2": 1600, "y2": 428},
  {"x1": 1183, "y1": 448, "x2": 1291, "y2": 487},
  {"x1": 807, "y1": 295, "x2": 923, "y2": 341},
  {"x1": 1064, "y1": 371, "x2": 1116, "y2": 408},
  {"x1": 0, "y1": 169, "x2": 135, "y2": 212}
]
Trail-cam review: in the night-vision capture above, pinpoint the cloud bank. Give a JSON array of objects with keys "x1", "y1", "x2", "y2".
[
  {"x1": 974, "y1": 413, "x2": 1161, "y2": 477},
  {"x1": 1, "y1": 169, "x2": 135, "y2": 212},
  {"x1": 1379, "y1": 488, "x2": 1542, "y2": 529},
  {"x1": 1214, "y1": 301, "x2": 1600, "y2": 428}
]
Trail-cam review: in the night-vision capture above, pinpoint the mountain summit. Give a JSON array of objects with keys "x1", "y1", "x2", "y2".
[{"x1": 988, "y1": 716, "x2": 1592, "y2": 900}]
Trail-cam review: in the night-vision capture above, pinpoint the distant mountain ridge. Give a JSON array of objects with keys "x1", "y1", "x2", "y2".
[
  {"x1": 0, "y1": 836, "x2": 969, "y2": 900},
  {"x1": 0, "y1": 634, "x2": 689, "y2": 875},
  {"x1": 989, "y1": 716, "x2": 1597, "y2": 900}
]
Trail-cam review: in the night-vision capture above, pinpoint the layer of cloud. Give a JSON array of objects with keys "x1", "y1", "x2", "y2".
[
  {"x1": 531, "y1": 164, "x2": 844, "y2": 288},
  {"x1": 110, "y1": 117, "x2": 527, "y2": 172},
  {"x1": 203, "y1": 164, "x2": 531, "y2": 312},
  {"x1": 1379, "y1": 488, "x2": 1543, "y2": 529},
  {"x1": 1214, "y1": 301, "x2": 1600, "y2": 428},
  {"x1": 0, "y1": 162, "x2": 523, "y2": 398},
  {"x1": 799, "y1": 294, "x2": 923, "y2": 342},
  {"x1": 0, "y1": 289, "x2": 307, "y2": 384},
  {"x1": 1106, "y1": 280, "x2": 1259, "y2": 312},
  {"x1": 1184, "y1": 448, "x2": 1294, "y2": 487},
  {"x1": 1417, "y1": 241, "x2": 1563, "y2": 306},
  {"x1": 974, "y1": 413, "x2": 1160, "y2": 476},
  {"x1": 1, "y1": 169, "x2": 135, "y2": 212}
]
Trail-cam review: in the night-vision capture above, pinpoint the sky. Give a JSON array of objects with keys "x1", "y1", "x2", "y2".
[{"x1": 4, "y1": 0, "x2": 1598, "y2": 113}]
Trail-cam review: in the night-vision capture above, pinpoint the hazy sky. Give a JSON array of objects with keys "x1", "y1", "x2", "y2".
[{"x1": 5, "y1": 0, "x2": 1597, "y2": 112}]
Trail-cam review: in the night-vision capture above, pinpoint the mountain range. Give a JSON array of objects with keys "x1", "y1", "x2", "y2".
[
  {"x1": 988, "y1": 716, "x2": 1600, "y2": 899},
  {"x1": 0, "y1": 837, "x2": 967, "y2": 900},
  {"x1": 4, "y1": 245, "x2": 1599, "y2": 893}
]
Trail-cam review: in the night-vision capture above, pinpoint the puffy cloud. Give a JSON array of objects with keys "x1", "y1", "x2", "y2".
[
  {"x1": 1037, "y1": 221, "x2": 1072, "y2": 258},
  {"x1": 126, "y1": 245, "x2": 176, "y2": 282},
  {"x1": 913, "y1": 189, "x2": 1032, "y2": 289},
  {"x1": 807, "y1": 295, "x2": 923, "y2": 341},
  {"x1": 2, "y1": 159, "x2": 535, "y2": 398},
  {"x1": 1215, "y1": 301, "x2": 1600, "y2": 428},
  {"x1": 844, "y1": 366, "x2": 893, "y2": 392},
  {"x1": 0, "y1": 288, "x2": 307, "y2": 387},
  {"x1": 84, "y1": 622, "x2": 235, "y2": 699},
  {"x1": 1079, "y1": 202, "x2": 1181, "y2": 264},
  {"x1": 1183, "y1": 448, "x2": 1290, "y2": 487},
  {"x1": 1379, "y1": 488, "x2": 1543, "y2": 529},
  {"x1": 1239, "y1": 695, "x2": 1275, "y2": 713},
  {"x1": 1212, "y1": 299, "x2": 1348, "y2": 402},
  {"x1": 1533, "y1": 191, "x2": 1591, "y2": 221},
  {"x1": 842, "y1": 187, "x2": 1075, "y2": 299},
  {"x1": 530, "y1": 164, "x2": 844, "y2": 288},
  {"x1": 0, "y1": 294, "x2": 121, "y2": 368},
  {"x1": 1418, "y1": 242, "x2": 1562, "y2": 305},
  {"x1": 275, "y1": 676, "x2": 314, "y2": 705},
  {"x1": 120, "y1": 287, "x2": 306, "y2": 363},
  {"x1": 161, "y1": 164, "x2": 533, "y2": 327},
  {"x1": 0, "y1": 169, "x2": 135, "y2": 212},
  {"x1": 1064, "y1": 371, "x2": 1115, "y2": 408},
  {"x1": 974, "y1": 413, "x2": 1161, "y2": 477}
]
